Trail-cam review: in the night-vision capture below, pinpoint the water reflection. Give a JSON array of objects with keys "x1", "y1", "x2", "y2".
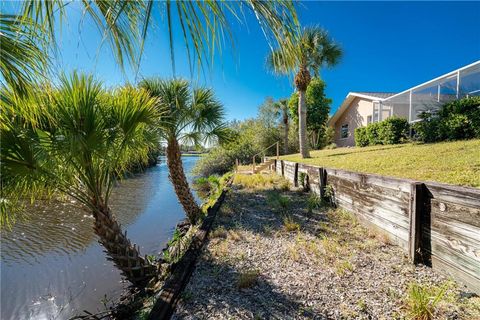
[{"x1": 1, "y1": 156, "x2": 200, "y2": 320}]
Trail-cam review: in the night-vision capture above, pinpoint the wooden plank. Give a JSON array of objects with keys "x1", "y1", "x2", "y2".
[
  {"x1": 409, "y1": 182, "x2": 425, "y2": 263},
  {"x1": 334, "y1": 193, "x2": 410, "y2": 245},
  {"x1": 325, "y1": 168, "x2": 413, "y2": 193},
  {"x1": 336, "y1": 197, "x2": 409, "y2": 250},
  {"x1": 328, "y1": 175, "x2": 410, "y2": 212},
  {"x1": 429, "y1": 227, "x2": 480, "y2": 266},
  {"x1": 430, "y1": 198, "x2": 480, "y2": 228},
  {"x1": 431, "y1": 255, "x2": 480, "y2": 294},
  {"x1": 427, "y1": 239, "x2": 480, "y2": 281},
  {"x1": 328, "y1": 176, "x2": 410, "y2": 225},
  {"x1": 425, "y1": 182, "x2": 480, "y2": 209}
]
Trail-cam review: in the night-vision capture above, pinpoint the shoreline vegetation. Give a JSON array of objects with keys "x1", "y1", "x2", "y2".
[
  {"x1": 172, "y1": 173, "x2": 480, "y2": 319},
  {"x1": 279, "y1": 139, "x2": 480, "y2": 188}
]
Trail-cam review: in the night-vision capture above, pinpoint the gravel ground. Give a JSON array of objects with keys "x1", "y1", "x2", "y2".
[{"x1": 173, "y1": 174, "x2": 480, "y2": 319}]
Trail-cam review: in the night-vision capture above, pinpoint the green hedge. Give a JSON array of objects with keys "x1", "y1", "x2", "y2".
[
  {"x1": 413, "y1": 97, "x2": 480, "y2": 142},
  {"x1": 355, "y1": 116, "x2": 409, "y2": 147}
]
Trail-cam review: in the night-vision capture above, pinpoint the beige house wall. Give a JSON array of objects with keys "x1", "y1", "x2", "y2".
[{"x1": 333, "y1": 97, "x2": 374, "y2": 147}]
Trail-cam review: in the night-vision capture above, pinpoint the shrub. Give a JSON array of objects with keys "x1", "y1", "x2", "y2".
[
  {"x1": 355, "y1": 117, "x2": 409, "y2": 147},
  {"x1": 414, "y1": 97, "x2": 480, "y2": 143},
  {"x1": 354, "y1": 127, "x2": 369, "y2": 147},
  {"x1": 378, "y1": 116, "x2": 409, "y2": 144},
  {"x1": 365, "y1": 122, "x2": 381, "y2": 146}
]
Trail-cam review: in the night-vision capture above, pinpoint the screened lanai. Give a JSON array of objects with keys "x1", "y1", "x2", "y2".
[{"x1": 375, "y1": 60, "x2": 480, "y2": 123}]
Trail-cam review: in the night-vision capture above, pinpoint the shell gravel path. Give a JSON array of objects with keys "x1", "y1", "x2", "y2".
[{"x1": 172, "y1": 175, "x2": 479, "y2": 319}]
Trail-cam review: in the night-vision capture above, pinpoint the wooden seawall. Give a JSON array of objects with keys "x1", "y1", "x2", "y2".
[{"x1": 273, "y1": 160, "x2": 480, "y2": 294}]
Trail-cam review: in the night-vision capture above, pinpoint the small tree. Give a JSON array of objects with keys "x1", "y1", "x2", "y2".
[{"x1": 288, "y1": 78, "x2": 331, "y2": 149}]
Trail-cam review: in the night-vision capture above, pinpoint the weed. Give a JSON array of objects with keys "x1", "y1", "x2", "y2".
[
  {"x1": 357, "y1": 299, "x2": 367, "y2": 312},
  {"x1": 307, "y1": 193, "x2": 322, "y2": 214},
  {"x1": 404, "y1": 282, "x2": 447, "y2": 320},
  {"x1": 227, "y1": 229, "x2": 243, "y2": 242},
  {"x1": 283, "y1": 215, "x2": 300, "y2": 232},
  {"x1": 237, "y1": 269, "x2": 260, "y2": 289},
  {"x1": 278, "y1": 180, "x2": 291, "y2": 191},
  {"x1": 335, "y1": 260, "x2": 354, "y2": 276},
  {"x1": 287, "y1": 243, "x2": 301, "y2": 261}
]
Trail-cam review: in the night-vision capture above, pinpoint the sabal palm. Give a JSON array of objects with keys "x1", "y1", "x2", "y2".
[
  {"x1": 139, "y1": 78, "x2": 227, "y2": 224},
  {"x1": 1, "y1": 73, "x2": 162, "y2": 286},
  {"x1": 1, "y1": 1, "x2": 297, "y2": 94},
  {"x1": 273, "y1": 99, "x2": 290, "y2": 154},
  {"x1": 267, "y1": 26, "x2": 342, "y2": 158}
]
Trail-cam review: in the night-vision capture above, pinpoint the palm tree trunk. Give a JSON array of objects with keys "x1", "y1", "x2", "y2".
[
  {"x1": 93, "y1": 203, "x2": 157, "y2": 286},
  {"x1": 283, "y1": 113, "x2": 289, "y2": 154},
  {"x1": 166, "y1": 137, "x2": 201, "y2": 224},
  {"x1": 298, "y1": 90, "x2": 310, "y2": 158}
]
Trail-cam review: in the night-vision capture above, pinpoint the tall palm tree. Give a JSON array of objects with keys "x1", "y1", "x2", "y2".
[
  {"x1": 1, "y1": 73, "x2": 162, "y2": 286},
  {"x1": 267, "y1": 26, "x2": 342, "y2": 158},
  {"x1": 139, "y1": 78, "x2": 227, "y2": 225},
  {"x1": 273, "y1": 99, "x2": 290, "y2": 154},
  {"x1": 1, "y1": 1, "x2": 298, "y2": 94}
]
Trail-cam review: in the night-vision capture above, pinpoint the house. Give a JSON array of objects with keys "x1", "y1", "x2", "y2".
[{"x1": 328, "y1": 61, "x2": 480, "y2": 147}]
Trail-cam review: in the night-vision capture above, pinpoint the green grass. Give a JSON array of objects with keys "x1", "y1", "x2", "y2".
[{"x1": 280, "y1": 139, "x2": 480, "y2": 188}]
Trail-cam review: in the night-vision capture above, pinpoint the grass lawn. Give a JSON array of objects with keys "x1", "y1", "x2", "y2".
[{"x1": 279, "y1": 139, "x2": 480, "y2": 188}]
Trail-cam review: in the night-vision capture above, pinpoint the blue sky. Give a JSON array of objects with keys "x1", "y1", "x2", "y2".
[{"x1": 5, "y1": 1, "x2": 480, "y2": 120}]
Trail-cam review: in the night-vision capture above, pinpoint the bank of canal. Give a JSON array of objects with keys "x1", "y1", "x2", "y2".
[{"x1": 1, "y1": 156, "x2": 201, "y2": 320}]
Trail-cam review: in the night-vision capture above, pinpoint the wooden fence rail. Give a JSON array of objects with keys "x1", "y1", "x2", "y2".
[{"x1": 273, "y1": 159, "x2": 480, "y2": 294}]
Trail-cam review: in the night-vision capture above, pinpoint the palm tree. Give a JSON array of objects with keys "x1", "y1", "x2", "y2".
[
  {"x1": 1, "y1": 73, "x2": 162, "y2": 286},
  {"x1": 267, "y1": 26, "x2": 342, "y2": 158},
  {"x1": 139, "y1": 78, "x2": 227, "y2": 225},
  {"x1": 2, "y1": 1, "x2": 298, "y2": 94},
  {"x1": 273, "y1": 99, "x2": 290, "y2": 154}
]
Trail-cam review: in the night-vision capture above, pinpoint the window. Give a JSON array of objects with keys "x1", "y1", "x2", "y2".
[
  {"x1": 341, "y1": 124, "x2": 349, "y2": 139},
  {"x1": 367, "y1": 115, "x2": 372, "y2": 125}
]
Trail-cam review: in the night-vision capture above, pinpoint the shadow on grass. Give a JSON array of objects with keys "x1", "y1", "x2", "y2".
[{"x1": 323, "y1": 144, "x2": 405, "y2": 158}]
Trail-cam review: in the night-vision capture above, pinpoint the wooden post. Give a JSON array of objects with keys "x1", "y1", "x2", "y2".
[
  {"x1": 281, "y1": 160, "x2": 284, "y2": 177},
  {"x1": 294, "y1": 163, "x2": 299, "y2": 187},
  {"x1": 276, "y1": 142, "x2": 279, "y2": 160},
  {"x1": 319, "y1": 168, "x2": 327, "y2": 199},
  {"x1": 252, "y1": 155, "x2": 255, "y2": 173},
  {"x1": 409, "y1": 182, "x2": 425, "y2": 264},
  {"x1": 274, "y1": 159, "x2": 277, "y2": 172}
]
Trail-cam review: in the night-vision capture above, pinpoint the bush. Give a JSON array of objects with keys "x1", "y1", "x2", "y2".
[
  {"x1": 366, "y1": 122, "x2": 381, "y2": 145},
  {"x1": 414, "y1": 97, "x2": 480, "y2": 143},
  {"x1": 354, "y1": 116, "x2": 409, "y2": 147},
  {"x1": 354, "y1": 127, "x2": 369, "y2": 147},
  {"x1": 378, "y1": 117, "x2": 409, "y2": 144}
]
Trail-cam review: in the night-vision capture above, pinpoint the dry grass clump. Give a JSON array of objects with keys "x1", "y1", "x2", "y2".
[
  {"x1": 233, "y1": 173, "x2": 289, "y2": 190},
  {"x1": 283, "y1": 215, "x2": 300, "y2": 232},
  {"x1": 227, "y1": 229, "x2": 243, "y2": 242},
  {"x1": 237, "y1": 269, "x2": 260, "y2": 289},
  {"x1": 335, "y1": 259, "x2": 354, "y2": 277}
]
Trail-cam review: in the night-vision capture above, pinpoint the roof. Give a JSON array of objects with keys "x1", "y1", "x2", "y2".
[
  {"x1": 328, "y1": 92, "x2": 395, "y2": 126},
  {"x1": 351, "y1": 92, "x2": 397, "y2": 99}
]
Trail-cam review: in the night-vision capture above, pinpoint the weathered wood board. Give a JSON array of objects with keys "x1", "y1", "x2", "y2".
[{"x1": 423, "y1": 182, "x2": 480, "y2": 293}]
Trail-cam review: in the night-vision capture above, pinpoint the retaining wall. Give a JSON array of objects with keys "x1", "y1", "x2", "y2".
[{"x1": 273, "y1": 159, "x2": 480, "y2": 293}]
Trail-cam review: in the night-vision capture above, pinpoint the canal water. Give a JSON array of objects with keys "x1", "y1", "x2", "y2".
[{"x1": 1, "y1": 156, "x2": 201, "y2": 320}]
